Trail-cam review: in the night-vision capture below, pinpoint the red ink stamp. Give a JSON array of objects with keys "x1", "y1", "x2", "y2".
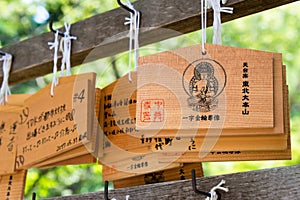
[{"x1": 141, "y1": 99, "x2": 164, "y2": 122}]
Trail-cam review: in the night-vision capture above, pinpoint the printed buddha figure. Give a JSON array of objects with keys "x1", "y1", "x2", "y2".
[{"x1": 188, "y1": 62, "x2": 218, "y2": 112}]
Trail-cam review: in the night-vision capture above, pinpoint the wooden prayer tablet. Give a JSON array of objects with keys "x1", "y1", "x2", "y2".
[
  {"x1": 159, "y1": 84, "x2": 290, "y2": 163},
  {"x1": 113, "y1": 163, "x2": 203, "y2": 189},
  {"x1": 16, "y1": 73, "x2": 96, "y2": 169},
  {"x1": 1, "y1": 94, "x2": 31, "y2": 108},
  {"x1": 0, "y1": 170, "x2": 27, "y2": 200},
  {"x1": 0, "y1": 95, "x2": 30, "y2": 175},
  {"x1": 93, "y1": 88, "x2": 104, "y2": 159},
  {"x1": 32, "y1": 144, "x2": 92, "y2": 168},
  {"x1": 99, "y1": 82, "x2": 289, "y2": 165},
  {"x1": 149, "y1": 63, "x2": 287, "y2": 154},
  {"x1": 99, "y1": 48, "x2": 289, "y2": 168},
  {"x1": 101, "y1": 158, "x2": 180, "y2": 181},
  {"x1": 137, "y1": 44, "x2": 274, "y2": 130},
  {"x1": 100, "y1": 58, "x2": 287, "y2": 155},
  {"x1": 38, "y1": 153, "x2": 96, "y2": 169},
  {"x1": 102, "y1": 51, "x2": 284, "y2": 139},
  {"x1": 100, "y1": 80, "x2": 289, "y2": 164},
  {"x1": 0, "y1": 113, "x2": 18, "y2": 175}
]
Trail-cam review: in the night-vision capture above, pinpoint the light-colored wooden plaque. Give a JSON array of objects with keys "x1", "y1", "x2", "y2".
[
  {"x1": 38, "y1": 153, "x2": 96, "y2": 169},
  {"x1": 137, "y1": 44, "x2": 274, "y2": 130},
  {"x1": 93, "y1": 88, "x2": 104, "y2": 158},
  {"x1": 150, "y1": 62, "x2": 287, "y2": 153},
  {"x1": 0, "y1": 95, "x2": 31, "y2": 175},
  {"x1": 0, "y1": 114, "x2": 18, "y2": 175},
  {"x1": 99, "y1": 53, "x2": 286, "y2": 161},
  {"x1": 99, "y1": 82, "x2": 289, "y2": 165},
  {"x1": 32, "y1": 145, "x2": 91, "y2": 168},
  {"x1": 100, "y1": 78, "x2": 291, "y2": 163},
  {"x1": 150, "y1": 134, "x2": 288, "y2": 153},
  {"x1": 101, "y1": 52, "x2": 283, "y2": 145},
  {"x1": 113, "y1": 163, "x2": 203, "y2": 189},
  {"x1": 17, "y1": 88, "x2": 100, "y2": 169},
  {"x1": 0, "y1": 170, "x2": 27, "y2": 200},
  {"x1": 16, "y1": 73, "x2": 96, "y2": 169},
  {"x1": 99, "y1": 54, "x2": 289, "y2": 169},
  {"x1": 159, "y1": 83, "x2": 290, "y2": 163},
  {"x1": 101, "y1": 160, "x2": 180, "y2": 181}
]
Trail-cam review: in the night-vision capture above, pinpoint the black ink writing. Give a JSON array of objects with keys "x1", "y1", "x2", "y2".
[
  {"x1": 104, "y1": 96, "x2": 137, "y2": 110},
  {"x1": 26, "y1": 104, "x2": 66, "y2": 129},
  {"x1": 18, "y1": 107, "x2": 29, "y2": 125},
  {"x1": 188, "y1": 138, "x2": 196, "y2": 151},
  {"x1": 23, "y1": 124, "x2": 78, "y2": 153},
  {"x1": 73, "y1": 89, "x2": 85, "y2": 103},
  {"x1": 242, "y1": 62, "x2": 250, "y2": 115},
  {"x1": 15, "y1": 155, "x2": 25, "y2": 168},
  {"x1": 210, "y1": 151, "x2": 241, "y2": 155},
  {"x1": 141, "y1": 135, "x2": 174, "y2": 151},
  {"x1": 56, "y1": 131, "x2": 87, "y2": 152},
  {"x1": 182, "y1": 114, "x2": 220, "y2": 122},
  {"x1": 128, "y1": 161, "x2": 149, "y2": 170},
  {"x1": 6, "y1": 175, "x2": 13, "y2": 199},
  {"x1": 103, "y1": 93, "x2": 138, "y2": 136},
  {"x1": 0, "y1": 121, "x2": 5, "y2": 134},
  {"x1": 179, "y1": 166, "x2": 185, "y2": 180},
  {"x1": 26, "y1": 109, "x2": 75, "y2": 141}
]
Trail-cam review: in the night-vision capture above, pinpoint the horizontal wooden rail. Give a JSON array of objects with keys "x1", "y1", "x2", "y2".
[
  {"x1": 45, "y1": 164, "x2": 300, "y2": 200},
  {"x1": 0, "y1": 0, "x2": 297, "y2": 85}
]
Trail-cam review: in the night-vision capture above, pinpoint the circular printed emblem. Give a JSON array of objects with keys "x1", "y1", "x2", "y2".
[{"x1": 182, "y1": 58, "x2": 227, "y2": 112}]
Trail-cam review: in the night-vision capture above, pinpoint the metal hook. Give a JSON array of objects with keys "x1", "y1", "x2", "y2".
[
  {"x1": 0, "y1": 50, "x2": 6, "y2": 56},
  {"x1": 49, "y1": 14, "x2": 65, "y2": 37},
  {"x1": 191, "y1": 169, "x2": 212, "y2": 198},
  {"x1": 117, "y1": 0, "x2": 135, "y2": 14},
  {"x1": 32, "y1": 192, "x2": 36, "y2": 200},
  {"x1": 117, "y1": 0, "x2": 142, "y2": 28},
  {"x1": 104, "y1": 181, "x2": 111, "y2": 200}
]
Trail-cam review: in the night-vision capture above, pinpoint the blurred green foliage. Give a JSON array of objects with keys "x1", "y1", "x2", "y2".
[{"x1": 0, "y1": 0, "x2": 299, "y2": 199}]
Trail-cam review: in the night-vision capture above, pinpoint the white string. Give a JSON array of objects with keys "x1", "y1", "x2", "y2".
[
  {"x1": 124, "y1": 0, "x2": 140, "y2": 82},
  {"x1": 209, "y1": 0, "x2": 233, "y2": 44},
  {"x1": 0, "y1": 53, "x2": 12, "y2": 105},
  {"x1": 201, "y1": 0, "x2": 208, "y2": 54},
  {"x1": 201, "y1": 0, "x2": 233, "y2": 53},
  {"x1": 48, "y1": 31, "x2": 60, "y2": 96},
  {"x1": 60, "y1": 23, "x2": 77, "y2": 77},
  {"x1": 205, "y1": 180, "x2": 229, "y2": 200}
]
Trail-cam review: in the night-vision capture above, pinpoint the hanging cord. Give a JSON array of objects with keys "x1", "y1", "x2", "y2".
[
  {"x1": 205, "y1": 180, "x2": 229, "y2": 200},
  {"x1": 48, "y1": 31, "x2": 60, "y2": 96},
  {"x1": 124, "y1": 0, "x2": 140, "y2": 82},
  {"x1": 60, "y1": 23, "x2": 77, "y2": 77},
  {"x1": 201, "y1": 0, "x2": 208, "y2": 55},
  {"x1": 0, "y1": 53, "x2": 12, "y2": 105},
  {"x1": 201, "y1": 0, "x2": 233, "y2": 53},
  {"x1": 209, "y1": 0, "x2": 233, "y2": 44}
]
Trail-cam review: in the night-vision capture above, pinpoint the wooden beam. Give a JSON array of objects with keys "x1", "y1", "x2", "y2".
[
  {"x1": 1, "y1": 0, "x2": 297, "y2": 85},
  {"x1": 45, "y1": 164, "x2": 300, "y2": 200}
]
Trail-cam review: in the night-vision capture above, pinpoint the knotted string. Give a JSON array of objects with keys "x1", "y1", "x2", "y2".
[
  {"x1": 205, "y1": 180, "x2": 229, "y2": 200},
  {"x1": 124, "y1": 0, "x2": 140, "y2": 82},
  {"x1": 209, "y1": 0, "x2": 233, "y2": 44},
  {"x1": 0, "y1": 53, "x2": 12, "y2": 105},
  {"x1": 48, "y1": 23, "x2": 76, "y2": 96},
  {"x1": 201, "y1": 0, "x2": 233, "y2": 53},
  {"x1": 60, "y1": 23, "x2": 77, "y2": 77},
  {"x1": 48, "y1": 31, "x2": 59, "y2": 96}
]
